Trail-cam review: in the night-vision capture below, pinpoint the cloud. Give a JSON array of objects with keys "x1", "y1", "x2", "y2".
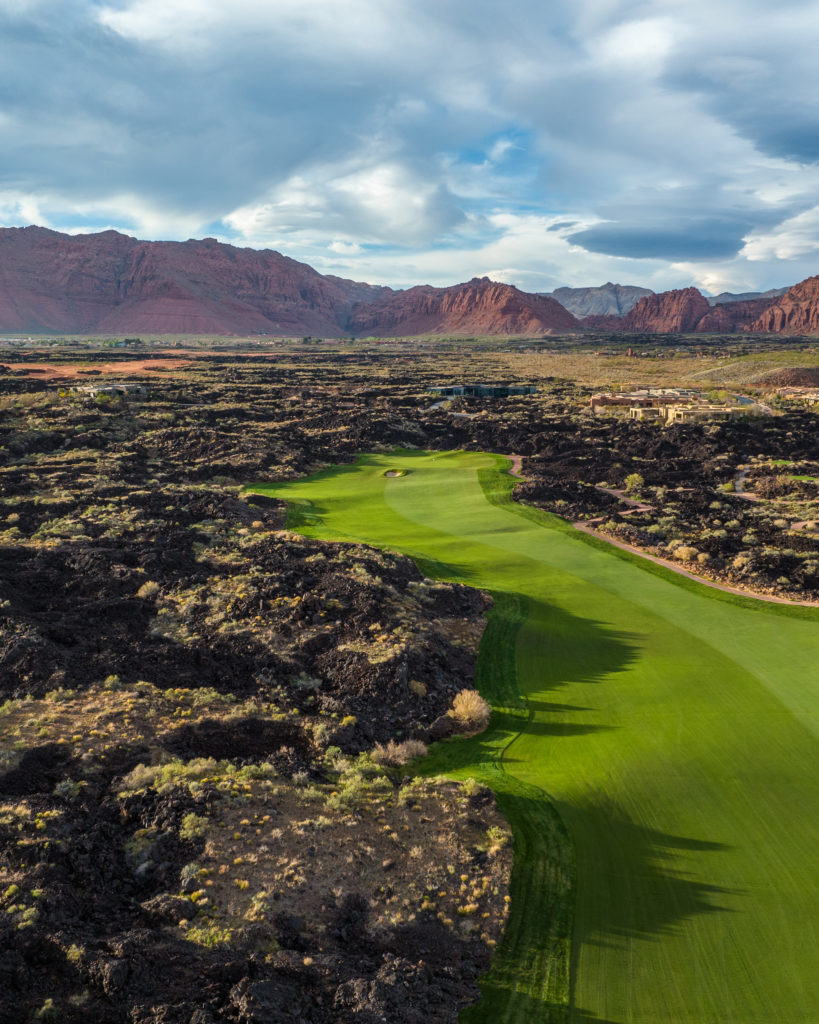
[
  {"x1": 0, "y1": 0, "x2": 817, "y2": 292},
  {"x1": 567, "y1": 221, "x2": 750, "y2": 261}
]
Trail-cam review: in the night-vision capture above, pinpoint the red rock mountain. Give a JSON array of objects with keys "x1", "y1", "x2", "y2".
[
  {"x1": 0, "y1": 227, "x2": 582, "y2": 337},
  {"x1": 750, "y1": 275, "x2": 819, "y2": 334},
  {"x1": 0, "y1": 226, "x2": 389, "y2": 336},
  {"x1": 618, "y1": 287, "x2": 711, "y2": 333},
  {"x1": 694, "y1": 298, "x2": 775, "y2": 333},
  {"x1": 582, "y1": 288, "x2": 779, "y2": 333},
  {"x1": 347, "y1": 277, "x2": 580, "y2": 336}
]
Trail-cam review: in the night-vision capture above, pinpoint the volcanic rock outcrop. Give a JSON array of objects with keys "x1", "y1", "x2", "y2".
[
  {"x1": 347, "y1": 277, "x2": 580, "y2": 336},
  {"x1": 750, "y1": 275, "x2": 819, "y2": 334}
]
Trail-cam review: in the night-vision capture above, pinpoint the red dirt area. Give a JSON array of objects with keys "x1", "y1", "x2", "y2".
[{"x1": 1, "y1": 358, "x2": 193, "y2": 380}]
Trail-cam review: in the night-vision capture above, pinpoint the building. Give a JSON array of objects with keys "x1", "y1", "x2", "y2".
[
  {"x1": 591, "y1": 387, "x2": 700, "y2": 415},
  {"x1": 776, "y1": 387, "x2": 819, "y2": 406},
  {"x1": 629, "y1": 403, "x2": 756, "y2": 424}
]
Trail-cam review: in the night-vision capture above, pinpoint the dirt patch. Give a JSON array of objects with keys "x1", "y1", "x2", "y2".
[{"x1": 0, "y1": 358, "x2": 192, "y2": 380}]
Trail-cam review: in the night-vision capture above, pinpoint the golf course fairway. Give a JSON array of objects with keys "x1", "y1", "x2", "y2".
[{"x1": 249, "y1": 450, "x2": 819, "y2": 1024}]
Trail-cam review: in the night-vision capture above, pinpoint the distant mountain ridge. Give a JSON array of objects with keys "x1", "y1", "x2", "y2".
[
  {"x1": 348, "y1": 277, "x2": 580, "y2": 336},
  {"x1": 582, "y1": 286, "x2": 790, "y2": 334},
  {"x1": 544, "y1": 282, "x2": 653, "y2": 317},
  {"x1": 0, "y1": 225, "x2": 814, "y2": 335},
  {"x1": 706, "y1": 287, "x2": 789, "y2": 306},
  {"x1": 0, "y1": 226, "x2": 579, "y2": 336},
  {"x1": 0, "y1": 226, "x2": 390, "y2": 336}
]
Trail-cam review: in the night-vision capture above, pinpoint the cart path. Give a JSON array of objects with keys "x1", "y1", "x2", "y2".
[{"x1": 571, "y1": 519, "x2": 819, "y2": 607}]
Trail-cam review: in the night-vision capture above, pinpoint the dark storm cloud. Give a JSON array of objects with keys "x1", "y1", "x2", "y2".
[{"x1": 567, "y1": 221, "x2": 750, "y2": 261}]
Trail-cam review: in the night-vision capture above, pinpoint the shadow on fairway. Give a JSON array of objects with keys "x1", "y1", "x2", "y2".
[
  {"x1": 517, "y1": 721, "x2": 617, "y2": 738},
  {"x1": 520, "y1": 599, "x2": 641, "y2": 698},
  {"x1": 466, "y1": 791, "x2": 737, "y2": 1024},
  {"x1": 525, "y1": 700, "x2": 596, "y2": 714},
  {"x1": 562, "y1": 792, "x2": 736, "y2": 952}
]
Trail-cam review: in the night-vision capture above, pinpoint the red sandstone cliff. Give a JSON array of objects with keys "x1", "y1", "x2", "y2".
[
  {"x1": 347, "y1": 277, "x2": 580, "y2": 336},
  {"x1": 582, "y1": 290, "x2": 777, "y2": 333},
  {"x1": 0, "y1": 227, "x2": 389, "y2": 335},
  {"x1": 618, "y1": 287, "x2": 710, "y2": 333},
  {"x1": 750, "y1": 275, "x2": 819, "y2": 334},
  {"x1": 694, "y1": 297, "x2": 775, "y2": 333}
]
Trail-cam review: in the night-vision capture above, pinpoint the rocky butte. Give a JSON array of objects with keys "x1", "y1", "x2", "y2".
[
  {"x1": 750, "y1": 275, "x2": 819, "y2": 334},
  {"x1": 346, "y1": 277, "x2": 580, "y2": 336}
]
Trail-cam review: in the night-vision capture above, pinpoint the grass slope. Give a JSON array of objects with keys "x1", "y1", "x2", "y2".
[{"x1": 249, "y1": 451, "x2": 819, "y2": 1024}]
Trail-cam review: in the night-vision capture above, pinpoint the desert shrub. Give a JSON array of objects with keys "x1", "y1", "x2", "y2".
[
  {"x1": 624, "y1": 472, "x2": 644, "y2": 495},
  {"x1": 118, "y1": 757, "x2": 219, "y2": 796},
  {"x1": 673, "y1": 546, "x2": 699, "y2": 562},
  {"x1": 449, "y1": 689, "x2": 491, "y2": 733},
  {"x1": 179, "y1": 813, "x2": 209, "y2": 841},
  {"x1": 136, "y1": 580, "x2": 160, "y2": 599},
  {"x1": 371, "y1": 739, "x2": 428, "y2": 767},
  {"x1": 461, "y1": 777, "x2": 483, "y2": 797}
]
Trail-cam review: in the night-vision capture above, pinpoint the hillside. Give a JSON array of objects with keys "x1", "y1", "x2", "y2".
[
  {"x1": 546, "y1": 282, "x2": 653, "y2": 317},
  {"x1": 347, "y1": 277, "x2": 580, "y2": 336},
  {"x1": 0, "y1": 226, "x2": 389, "y2": 336},
  {"x1": 0, "y1": 227, "x2": 581, "y2": 337},
  {"x1": 750, "y1": 275, "x2": 819, "y2": 334},
  {"x1": 583, "y1": 287, "x2": 780, "y2": 333}
]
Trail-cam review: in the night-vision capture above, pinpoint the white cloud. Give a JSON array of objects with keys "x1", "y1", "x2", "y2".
[
  {"x1": 0, "y1": 0, "x2": 817, "y2": 294},
  {"x1": 742, "y1": 206, "x2": 819, "y2": 261},
  {"x1": 591, "y1": 17, "x2": 678, "y2": 71}
]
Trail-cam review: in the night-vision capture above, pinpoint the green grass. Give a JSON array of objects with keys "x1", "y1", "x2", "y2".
[{"x1": 248, "y1": 450, "x2": 819, "y2": 1023}]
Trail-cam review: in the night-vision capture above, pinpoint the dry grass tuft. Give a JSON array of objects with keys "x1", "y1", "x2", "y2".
[
  {"x1": 449, "y1": 689, "x2": 491, "y2": 733},
  {"x1": 372, "y1": 738, "x2": 428, "y2": 766}
]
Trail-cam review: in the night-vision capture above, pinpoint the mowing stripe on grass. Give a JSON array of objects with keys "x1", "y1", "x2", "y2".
[{"x1": 248, "y1": 450, "x2": 819, "y2": 1024}]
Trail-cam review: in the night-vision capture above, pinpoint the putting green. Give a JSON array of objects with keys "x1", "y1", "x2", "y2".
[{"x1": 249, "y1": 450, "x2": 819, "y2": 1024}]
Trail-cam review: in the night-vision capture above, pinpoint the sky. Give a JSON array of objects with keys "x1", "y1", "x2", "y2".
[{"x1": 1, "y1": 0, "x2": 819, "y2": 293}]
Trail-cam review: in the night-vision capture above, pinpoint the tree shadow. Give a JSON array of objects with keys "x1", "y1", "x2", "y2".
[
  {"x1": 561, "y1": 794, "x2": 737, "y2": 1022},
  {"x1": 526, "y1": 700, "x2": 595, "y2": 714},
  {"x1": 464, "y1": 790, "x2": 738, "y2": 1024},
  {"x1": 563, "y1": 793, "x2": 735, "y2": 943},
  {"x1": 519, "y1": 598, "x2": 641, "y2": 696}
]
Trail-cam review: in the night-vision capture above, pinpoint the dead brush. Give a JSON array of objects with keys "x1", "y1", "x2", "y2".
[
  {"x1": 371, "y1": 739, "x2": 428, "y2": 766},
  {"x1": 449, "y1": 689, "x2": 491, "y2": 733}
]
